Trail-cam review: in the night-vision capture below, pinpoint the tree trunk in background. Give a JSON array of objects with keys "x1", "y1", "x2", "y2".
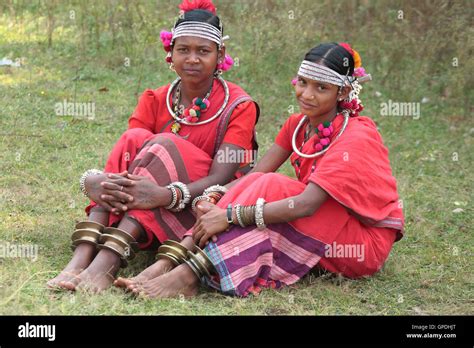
[
  {"x1": 109, "y1": 0, "x2": 117, "y2": 49},
  {"x1": 79, "y1": 1, "x2": 86, "y2": 51},
  {"x1": 46, "y1": 0, "x2": 56, "y2": 48},
  {"x1": 91, "y1": 3, "x2": 101, "y2": 50},
  {"x1": 8, "y1": 0, "x2": 16, "y2": 23}
]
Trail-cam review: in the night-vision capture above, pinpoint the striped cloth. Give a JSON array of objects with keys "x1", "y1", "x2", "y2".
[
  {"x1": 204, "y1": 222, "x2": 326, "y2": 297},
  {"x1": 126, "y1": 133, "x2": 213, "y2": 247}
]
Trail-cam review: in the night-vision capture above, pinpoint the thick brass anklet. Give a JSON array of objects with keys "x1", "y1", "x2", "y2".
[
  {"x1": 155, "y1": 240, "x2": 189, "y2": 266},
  {"x1": 71, "y1": 221, "x2": 105, "y2": 251},
  {"x1": 98, "y1": 227, "x2": 139, "y2": 268},
  {"x1": 184, "y1": 246, "x2": 217, "y2": 283}
]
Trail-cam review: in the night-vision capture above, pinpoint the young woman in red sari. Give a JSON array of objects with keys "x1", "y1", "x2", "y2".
[
  {"x1": 123, "y1": 42, "x2": 404, "y2": 298},
  {"x1": 47, "y1": 0, "x2": 259, "y2": 292}
]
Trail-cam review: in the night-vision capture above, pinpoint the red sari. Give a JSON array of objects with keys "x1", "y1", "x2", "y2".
[
  {"x1": 194, "y1": 113, "x2": 404, "y2": 297},
  {"x1": 86, "y1": 79, "x2": 259, "y2": 249}
]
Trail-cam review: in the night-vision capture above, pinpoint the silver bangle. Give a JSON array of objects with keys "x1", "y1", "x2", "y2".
[
  {"x1": 170, "y1": 182, "x2": 191, "y2": 212},
  {"x1": 165, "y1": 184, "x2": 178, "y2": 210},
  {"x1": 235, "y1": 204, "x2": 246, "y2": 228},
  {"x1": 255, "y1": 198, "x2": 267, "y2": 230},
  {"x1": 203, "y1": 185, "x2": 228, "y2": 196},
  {"x1": 191, "y1": 195, "x2": 212, "y2": 213},
  {"x1": 79, "y1": 169, "x2": 103, "y2": 197}
]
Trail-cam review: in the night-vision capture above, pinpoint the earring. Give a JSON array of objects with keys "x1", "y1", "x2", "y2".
[
  {"x1": 216, "y1": 60, "x2": 223, "y2": 75},
  {"x1": 337, "y1": 87, "x2": 346, "y2": 101},
  {"x1": 169, "y1": 62, "x2": 176, "y2": 72}
]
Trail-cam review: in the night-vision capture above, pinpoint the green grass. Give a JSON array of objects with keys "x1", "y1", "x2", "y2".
[{"x1": 0, "y1": 0, "x2": 473, "y2": 315}]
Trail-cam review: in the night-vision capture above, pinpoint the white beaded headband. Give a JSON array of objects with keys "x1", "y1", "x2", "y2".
[
  {"x1": 298, "y1": 60, "x2": 356, "y2": 87},
  {"x1": 172, "y1": 21, "x2": 223, "y2": 47}
]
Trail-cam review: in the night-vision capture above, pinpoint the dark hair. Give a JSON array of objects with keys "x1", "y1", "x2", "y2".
[
  {"x1": 304, "y1": 43, "x2": 354, "y2": 76},
  {"x1": 174, "y1": 9, "x2": 223, "y2": 36}
]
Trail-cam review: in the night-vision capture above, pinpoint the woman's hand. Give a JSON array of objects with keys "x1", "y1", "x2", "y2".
[
  {"x1": 100, "y1": 173, "x2": 171, "y2": 212},
  {"x1": 195, "y1": 200, "x2": 216, "y2": 219},
  {"x1": 85, "y1": 170, "x2": 129, "y2": 212},
  {"x1": 192, "y1": 203, "x2": 229, "y2": 248}
]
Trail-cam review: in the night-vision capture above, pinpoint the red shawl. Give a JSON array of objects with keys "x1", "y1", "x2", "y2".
[{"x1": 277, "y1": 113, "x2": 404, "y2": 240}]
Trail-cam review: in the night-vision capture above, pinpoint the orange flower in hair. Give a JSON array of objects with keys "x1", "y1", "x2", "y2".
[
  {"x1": 339, "y1": 42, "x2": 362, "y2": 69},
  {"x1": 352, "y1": 49, "x2": 362, "y2": 68}
]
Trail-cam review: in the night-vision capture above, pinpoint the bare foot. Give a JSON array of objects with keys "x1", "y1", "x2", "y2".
[
  {"x1": 73, "y1": 269, "x2": 116, "y2": 293},
  {"x1": 114, "y1": 235, "x2": 197, "y2": 293},
  {"x1": 114, "y1": 258, "x2": 174, "y2": 292},
  {"x1": 62, "y1": 248, "x2": 121, "y2": 292},
  {"x1": 138, "y1": 263, "x2": 200, "y2": 299},
  {"x1": 47, "y1": 243, "x2": 97, "y2": 290}
]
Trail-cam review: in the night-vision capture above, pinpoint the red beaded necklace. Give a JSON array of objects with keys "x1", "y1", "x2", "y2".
[
  {"x1": 294, "y1": 118, "x2": 334, "y2": 180},
  {"x1": 171, "y1": 81, "x2": 213, "y2": 134}
]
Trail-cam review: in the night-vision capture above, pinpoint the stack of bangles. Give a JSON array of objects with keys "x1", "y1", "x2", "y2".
[
  {"x1": 191, "y1": 185, "x2": 228, "y2": 213},
  {"x1": 165, "y1": 182, "x2": 191, "y2": 212},
  {"x1": 226, "y1": 198, "x2": 267, "y2": 230}
]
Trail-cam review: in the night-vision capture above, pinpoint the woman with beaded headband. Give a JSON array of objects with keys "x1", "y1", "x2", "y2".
[
  {"x1": 123, "y1": 43, "x2": 404, "y2": 298},
  {"x1": 47, "y1": 0, "x2": 259, "y2": 292}
]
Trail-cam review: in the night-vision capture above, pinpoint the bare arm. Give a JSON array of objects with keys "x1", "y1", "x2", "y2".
[
  {"x1": 261, "y1": 182, "x2": 328, "y2": 223},
  {"x1": 193, "y1": 181, "x2": 329, "y2": 248}
]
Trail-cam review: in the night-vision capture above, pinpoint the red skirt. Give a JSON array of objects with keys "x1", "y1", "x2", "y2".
[
  {"x1": 193, "y1": 172, "x2": 397, "y2": 297},
  {"x1": 86, "y1": 128, "x2": 213, "y2": 249}
]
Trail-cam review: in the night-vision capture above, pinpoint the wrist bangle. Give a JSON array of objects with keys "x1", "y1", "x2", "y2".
[
  {"x1": 170, "y1": 182, "x2": 191, "y2": 212},
  {"x1": 165, "y1": 184, "x2": 178, "y2": 210},
  {"x1": 255, "y1": 198, "x2": 267, "y2": 230},
  {"x1": 226, "y1": 204, "x2": 233, "y2": 225},
  {"x1": 206, "y1": 191, "x2": 223, "y2": 203},
  {"x1": 203, "y1": 185, "x2": 228, "y2": 196},
  {"x1": 242, "y1": 205, "x2": 256, "y2": 226},
  {"x1": 235, "y1": 204, "x2": 246, "y2": 228},
  {"x1": 80, "y1": 169, "x2": 103, "y2": 197},
  {"x1": 191, "y1": 195, "x2": 212, "y2": 213}
]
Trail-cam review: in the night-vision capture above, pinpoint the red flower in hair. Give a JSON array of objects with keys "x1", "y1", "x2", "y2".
[
  {"x1": 339, "y1": 42, "x2": 354, "y2": 56},
  {"x1": 179, "y1": 0, "x2": 217, "y2": 15},
  {"x1": 339, "y1": 98, "x2": 364, "y2": 117}
]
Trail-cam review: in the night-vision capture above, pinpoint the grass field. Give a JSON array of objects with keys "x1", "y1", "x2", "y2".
[{"x1": 0, "y1": 0, "x2": 472, "y2": 315}]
